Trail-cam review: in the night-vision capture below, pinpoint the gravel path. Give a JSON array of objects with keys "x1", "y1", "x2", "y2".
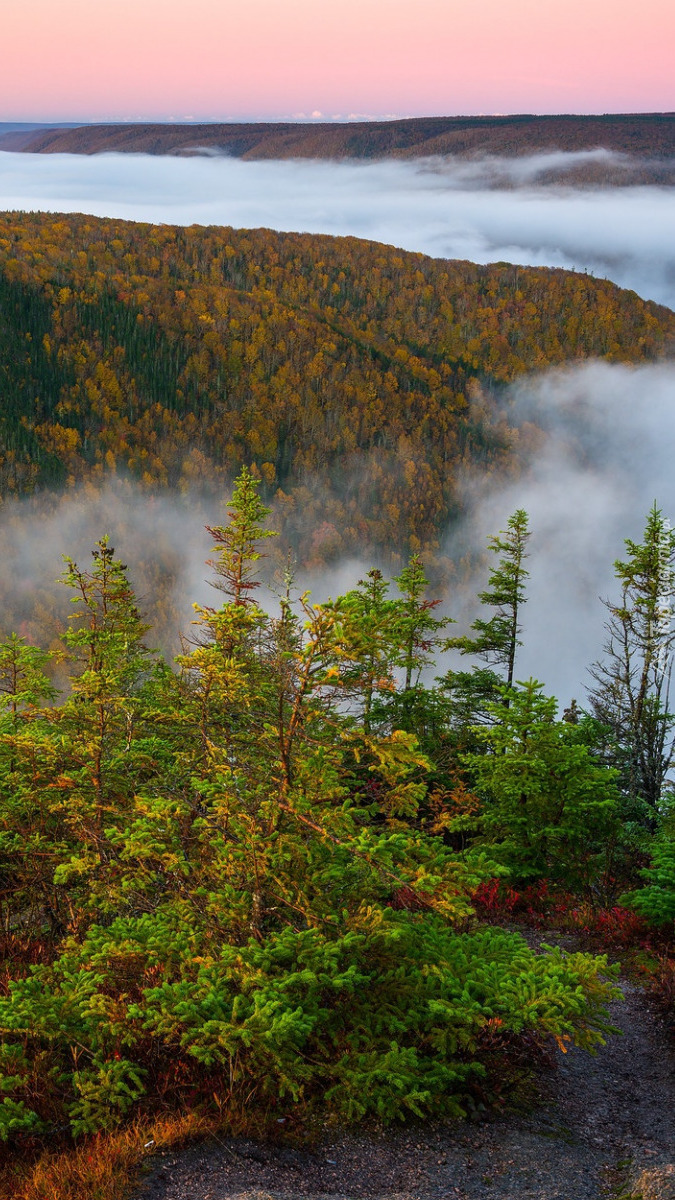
[{"x1": 135, "y1": 959, "x2": 674, "y2": 1200}]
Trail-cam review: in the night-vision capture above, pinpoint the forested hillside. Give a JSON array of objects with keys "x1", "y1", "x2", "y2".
[
  {"x1": 1, "y1": 211, "x2": 673, "y2": 564},
  {"x1": 4, "y1": 112, "x2": 675, "y2": 161}
]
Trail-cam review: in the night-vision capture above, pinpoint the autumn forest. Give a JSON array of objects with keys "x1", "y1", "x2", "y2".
[
  {"x1": 0, "y1": 208, "x2": 674, "y2": 1199},
  {"x1": 0, "y1": 211, "x2": 673, "y2": 564}
]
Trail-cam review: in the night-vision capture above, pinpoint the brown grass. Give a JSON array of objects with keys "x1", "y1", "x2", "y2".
[{"x1": 0, "y1": 1110, "x2": 220, "y2": 1200}]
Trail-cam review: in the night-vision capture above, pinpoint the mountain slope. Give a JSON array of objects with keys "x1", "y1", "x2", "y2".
[
  {"x1": 3, "y1": 113, "x2": 675, "y2": 163},
  {"x1": 0, "y1": 211, "x2": 673, "y2": 559}
]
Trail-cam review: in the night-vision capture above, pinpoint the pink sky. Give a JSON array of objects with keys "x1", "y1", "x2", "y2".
[{"x1": 2, "y1": 0, "x2": 673, "y2": 122}]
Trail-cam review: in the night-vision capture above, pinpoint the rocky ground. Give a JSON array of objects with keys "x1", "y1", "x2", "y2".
[{"x1": 135, "y1": 946, "x2": 674, "y2": 1200}]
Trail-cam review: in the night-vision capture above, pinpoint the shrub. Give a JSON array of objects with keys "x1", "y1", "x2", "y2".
[
  {"x1": 0, "y1": 908, "x2": 619, "y2": 1136},
  {"x1": 622, "y1": 839, "x2": 675, "y2": 928}
]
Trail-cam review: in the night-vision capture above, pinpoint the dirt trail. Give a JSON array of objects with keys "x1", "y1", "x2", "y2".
[{"x1": 136, "y1": 967, "x2": 674, "y2": 1200}]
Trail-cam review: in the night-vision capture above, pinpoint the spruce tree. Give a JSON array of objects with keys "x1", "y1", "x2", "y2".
[
  {"x1": 588, "y1": 503, "x2": 675, "y2": 820},
  {"x1": 51, "y1": 538, "x2": 158, "y2": 921},
  {"x1": 467, "y1": 679, "x2": 619, "y2": 886},
  {"x1": 449, "y1": 508, "x2": 530, "y2": 689},
  {"x1": 442, "y1": 509, "x2": 530, "y2": 735},
  {"x1": 322, "y1": 569, "x2": 400, "y2": 734},
  {"x1": 206, "y1": 464, "x2": 277, "y2": 605},
  {"x1": 376, "y1": 555, "x2": 451, "y2": 738}
]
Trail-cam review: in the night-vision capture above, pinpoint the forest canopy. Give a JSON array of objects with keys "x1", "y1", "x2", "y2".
[
  {"x1": 4, "y1": 113, "x2": 675, "y2": 164},
  {"x1": 0, "y1": 211, "x2": 673, "y2": 567}
]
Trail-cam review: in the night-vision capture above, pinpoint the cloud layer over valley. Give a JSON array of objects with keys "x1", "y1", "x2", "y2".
[
  {"x1": 1, "y1": 148, "x2": 674, "y2": 702},
  {"x1": 1, "y1": 149, "x2": 674, "y2": 309},
  {"x1": 0, "y1": 363, "x2": 672, "y2": 707}
]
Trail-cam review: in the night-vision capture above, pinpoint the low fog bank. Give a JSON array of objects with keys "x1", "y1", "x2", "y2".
[
  {"x1": 0, "y1": 486, "x2": 220, "y2": 659},
  {"x1": 413, "y1": 149, "x2": 675, "y2": 189},
  {"x1": 0, "y1": 482, "x2": 382, "y2": 668},
  {"x1": 0, "y1": 480, "x2": 381, "y2": 664},
  {"x1": 1, "y1": 150, "x2": 674, "y2": 309},
  {"x1": 453, "y1": 361, "x2": 675, "y2": 706}
]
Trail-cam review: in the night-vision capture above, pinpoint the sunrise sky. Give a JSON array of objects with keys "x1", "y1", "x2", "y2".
[{"x1": 1, "y1": 0, "x2": 673, "y2": 123}]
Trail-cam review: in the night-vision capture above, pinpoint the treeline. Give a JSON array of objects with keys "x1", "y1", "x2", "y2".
[
  {"x1": 1, "y1": 212, "x2": 674, "y2": 562},
  {"x1": 0, "y1": 471, "x2": 672, "y2": 1148},
  {"x1": 6, "y1": 112, "x2": 675, "y2": 160}
]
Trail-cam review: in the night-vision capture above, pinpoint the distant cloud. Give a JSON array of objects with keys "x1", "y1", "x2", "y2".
[
  {"x1": 0, "y1": 148, "x2": 673, "y2": 310},
  {"x1": 345, "y1": 112, "x2": 400, "y2": 121}
]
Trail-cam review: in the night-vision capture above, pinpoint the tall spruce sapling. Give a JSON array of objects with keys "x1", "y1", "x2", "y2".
[
  {"x1": 395, "y1": 555, "x2": 451, "y2": 692},
  {"x1": 177, "y1": 471, "x2": 281, "y2": 934},
  {"x1": 588, "y1": 503, "x2": 675, "y2": 822},
  {"x1": 444, "y1": 509, "x2": 530, "y2": 723},
  {"x1": 52, "y1": 538, "x2": 158, "y2": 912},
  {"x1": 322, "y1": 569, "x2": 401, "y2": 734},
  {"x1": 178, "y1": 466, "x2": 281, "y2": 847},
  {"x1": 206, "y1": 464, "x2": 277, "y2": 605},
  {"x1": 374, "y1": 554, "x2": 451, "y2": 739},
  {"x1": 61, "y1": 536, "x2": 154, "y2": 695}
]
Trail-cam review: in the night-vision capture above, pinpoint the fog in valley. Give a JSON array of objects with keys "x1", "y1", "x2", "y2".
[
  {"x1": 1, "y1": 146, "x2": 674, "y2": 701},
  {"x1": 454, "y1": 361, "x2": 675, "y2": 704},
  {"x1": 1, "y1": 148, "x2": 675, "y2": 308},
  {"x1": 0, "y1": 362, "x2": 672, "y2": 707},
  {"x1": 304, "y1": 361, "x2": 675, "y2": 706}
]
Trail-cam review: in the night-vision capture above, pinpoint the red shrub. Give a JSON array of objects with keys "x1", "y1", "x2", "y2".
[{"x1": 472, "y1": 879, "x2": 652, "y2": 950}]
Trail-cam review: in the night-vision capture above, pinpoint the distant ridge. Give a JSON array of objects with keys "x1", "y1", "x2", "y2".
[
  {"x1": 3, "y1": 113, "x2": 674, "y2": 163},
  {"x1": 0, "y1": 122, "x2": 79, "y2": 149}
]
